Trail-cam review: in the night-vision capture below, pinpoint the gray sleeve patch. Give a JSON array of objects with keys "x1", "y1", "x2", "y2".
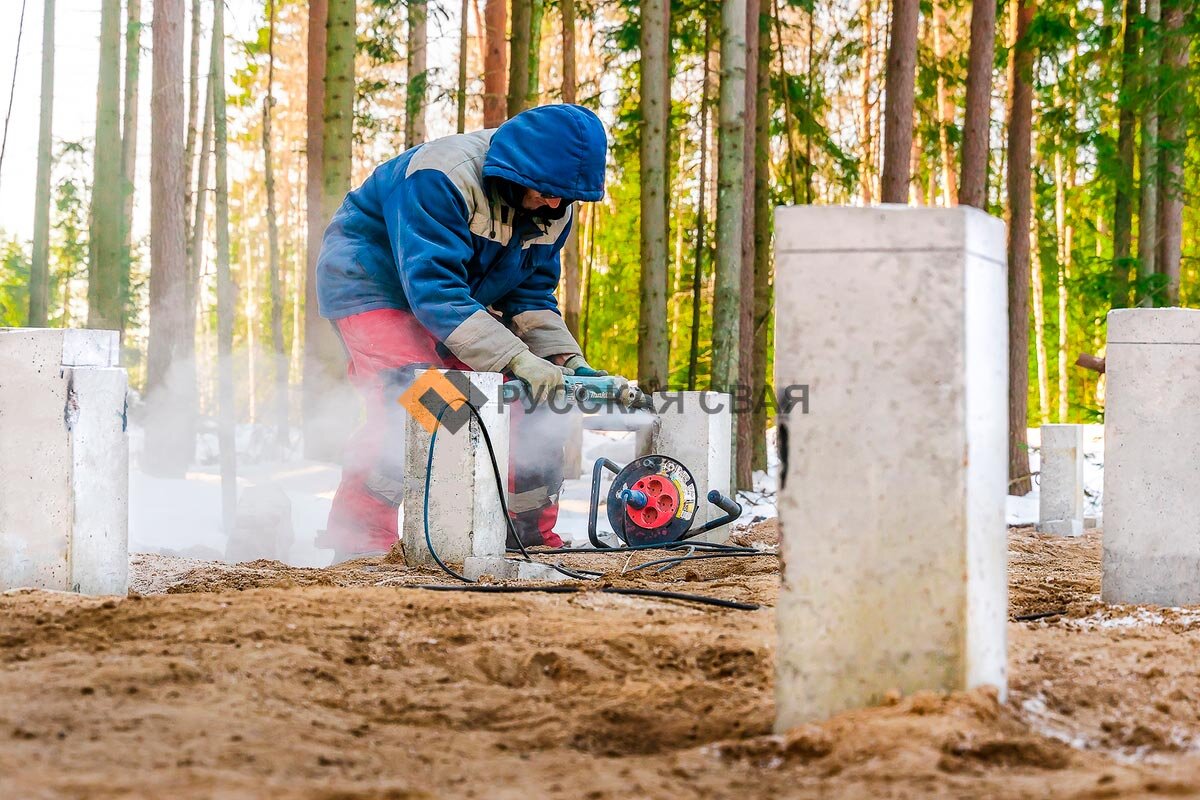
[
  {"x1": 511, "y1": 309, "x2": 582, "y2": 358},
  {"x1": 404, "y1": 131, "x2": 494, "y2": 221},
  {"x1": 444, "y1": 308, "x2": 529, "y2": 373}
]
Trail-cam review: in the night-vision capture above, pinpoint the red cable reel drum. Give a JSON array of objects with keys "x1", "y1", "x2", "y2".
[{"x1": 606, "y1": 455, "x2": 700, "y2": 546}]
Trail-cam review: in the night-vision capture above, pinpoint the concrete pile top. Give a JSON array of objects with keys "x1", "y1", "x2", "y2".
[
  {"x1": 774, "y1": 205, "x2": 1005, "y2": 262},
  {"x1": 1108, "y1": 308, "x2": 1200, "y2": 345},
  {"x1": 0, "y1": 328, "x2": 121, "y2": 367}
]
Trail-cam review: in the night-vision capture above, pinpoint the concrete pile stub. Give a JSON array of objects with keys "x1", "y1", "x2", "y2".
[
  {"x1": 1037, "y1": 424, "x2": 1085, "y2": 537},
  {"x1": 1102, "y1": 308, "x2": 1200, "y2": 606},
  {"x1": 0, "y1": 328, "x2": 129, "y2": 595},
  {"x1": 772, "y1": 206, "x2": 1008, "y2": 729},
  {"x1": 649, "y1": 391, "x2": 732, "y2": 543},
  {"x1": 402, "y1": 370, "x2": 509, "y2": 568}
]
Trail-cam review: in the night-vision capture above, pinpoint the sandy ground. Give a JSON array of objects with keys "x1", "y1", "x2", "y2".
[{"x1": 5, "y1": 525, "x2": 1200, "y2": 798}]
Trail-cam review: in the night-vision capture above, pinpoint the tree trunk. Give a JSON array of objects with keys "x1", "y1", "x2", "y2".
[
  {"x1": 581, "y1": 204, "x2": 596, "y2": 353},
  {"x1": 28, "y1": 0, "x2": 54, "y2": 327},
  {"x1": 303, "y1": 0, "x2": 353, "y2": 461},
  {"x1": 508, "y1": 0, "x2": 532, "y2": 117},
  {"x1": 405, "y1": 0, "x2": 428, "y2": 148},
  {"x1": 1110, "y1": 0, "x2": 1138, "y2": 309},
  {"x1": 712, "y1": 0, "x2": 746, "y2": 395},
  {"x1": 183, "y1": 0, "x2": 208, "y2": 361},
  {"x1": 561, "y1": 0, "x2": 581, "y2": 337},
  {"x1": 770, "y1": 0, "x2": 799, "y2": 205},
  {"x1": 805, "y1": 4, "x2": 815, "y2": 202},
  {"x1": 880, "y1": 0, "x2": 919, "y2": 203},
  {"x1": 527, "y1": 0, "x2": 544, "y2": 105},
  {"x1": 183, "y1": 0, "x2": 201, "y2": 237},
  {"x1": 186, "y1": 67, "x2": 213, "y2": 363},
  {"x1": 859, "y1": 0, "x2": 875, "y2": 204},
  {"x1": 688, "y1": 15, "x2": 712, "y2": 391},
  {"x1": 325, "y1": 0, "x2": 355, "y2": 219},
  {"x1": 1005, "y1": 0, "x2": 1035, "y2": 495},
  {"x1": 304, "y1": 0, "x2": 327, "y2": 459},
  {"x1": 1157, "y1": 0, "x2": 1189, "y2": 305},
  {"x1": 483, "y1": 0, "x2": 507, "y2": 126},
  {"x1": 735, "y1": 0, "x2": 761, "y2": 490},
  {"x1": 143, "y1": 0, "x2": 190, "y2": 477},
  {"x1": 457, "y1": 0, "x2": 469, "y2": 133},
  {"x1": 212, "y1": 0, "x2": 237, "y2": 532},
  {"x1": 959, "y1": 0, "x2": 996, "y2": 208},
  {"x1": 1054, "y1": 148, "x2": 1071, "y2": 421},
  {"x1": 1136, "y1": 0, "x2": 1160, "y2": 301},
  {"x1": 1031, "y1": 165, "x2": 1049, "y2": 422},
  {"x1": 119, "y1": 0, "x2": 142, "y2": 332},
  {"x1": 932, "y1": 0, "x2": 957, "y2": 205},
  {"x1": 265, "y1": 0, "x2": 288, "y2": 453},
  {"x1": 751, "y1": 2, "x2": 772, "y2": 474},
  {"x1": 87, "y1": 0, "x2": 124, "y2": 331},
  {"x1": 638, "y1": 0, "x2": 670, "y2": 394}
]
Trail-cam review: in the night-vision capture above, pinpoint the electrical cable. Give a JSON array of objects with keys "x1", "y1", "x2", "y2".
[
  {"x1": 518, "y1": 541, "x2": 760, "y2": 555},
  {"x1": 421, "y1": 399, "x2": 762, "y2": 610},
  {"x1": 624, "y1": 551, "x2": 778, "y2": 574},
  {"x1": 1013, "y1": 609, "x2": 1066, "y2": 622},
  {"x1": 402, "y1": 583, "x2": 760, "y2": 611},
  {"x1": 423, "y1": 401, "x2": 601, "y2": 584}
]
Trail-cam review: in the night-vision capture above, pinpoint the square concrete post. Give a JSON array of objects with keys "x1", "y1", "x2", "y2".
[
  {"x1": 773, "y1": 207, "x2": 1008, "y2": 729},
  {"x1": 649, "y1": 392, "x2": 733, "y2": 543},
  {"x1": 1102, "y1": 309, "x2": 1200, "y2": 605},
  {"x1": 0, "y1": 329, "x2": 129, "y2": 595},
  {"x1": 402, "y1": 371, "x2": 509, "y2": 568},
  {"x1": 1037, "y1": 424, "x2": 1085, "y2": 537},
  {"x1": 563, "y1": 407, "x2": 584, "y2": 480}
]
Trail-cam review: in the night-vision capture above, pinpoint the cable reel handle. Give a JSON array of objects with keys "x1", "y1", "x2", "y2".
[{"x1": 707, "y1": 490, "x2": 741, "y2": 518}]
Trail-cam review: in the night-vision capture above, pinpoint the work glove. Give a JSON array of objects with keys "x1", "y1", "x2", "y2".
[
  {"x1": 507, "y1": 349, "x2": 566, "y2": 401},
  {"x1": 562, "y1": 354, "x2": 608, "y2": 377}
]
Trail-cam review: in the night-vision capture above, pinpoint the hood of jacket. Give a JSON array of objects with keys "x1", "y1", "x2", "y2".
[{"x1": 482, "y1": 104, "x2": 607, "y2": 203}]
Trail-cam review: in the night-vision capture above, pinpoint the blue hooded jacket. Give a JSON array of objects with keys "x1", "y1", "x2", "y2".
[{"x1": 316, "y1": 104, "x2": 607, "y2": 373}]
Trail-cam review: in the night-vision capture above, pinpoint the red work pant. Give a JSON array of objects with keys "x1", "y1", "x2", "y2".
[{"x1": 325, "y1": 308, "x2": 565, "y2": 554}]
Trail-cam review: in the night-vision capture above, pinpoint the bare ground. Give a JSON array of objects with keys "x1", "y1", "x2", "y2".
[{"x1": 4, "y1": 524, "x2": 1200, "y2": 798}]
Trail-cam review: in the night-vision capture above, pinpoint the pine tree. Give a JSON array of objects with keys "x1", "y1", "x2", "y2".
[
  {"x1": 213, "y1": 0, "x2": 237, "y2": 532},
  {"x1": 508, "y1": 0, "x2": 532, "y2": 116},
  {"x1": 483, "y1": 0, "x2": 507, "y2": 126},
  {"x1": 87, "y1": 0, "x2": 123, "y2": 331},
  {"x1": 264, "y1": 0, "x2": 288, "y2": 452},
  {"x1": 405, "y1": 0, "x2": 428, "y2": 147},
  {"x1": 143, "y1": 0, "x2": 190, "y2": 477},
  {"x1": 637, "y1": 0, "x2": 670, "y2": 394},
  {"x1": 712, "y1": 0, "x2": 747, "y2": 395},
  {"x1": 119, "y1": 0, "x2": 142, "y2": 330},
  {"x1": 960, "y1": 0, "x2": 996, "y2": 208},
  {"x1": 28, "y1": 0, "x2": 54, "y2": 327},
  {"x1": 1005, "y1": 0, "x2": 1036, "y2": 495},
  {"x1": 880, "y1": 0, "x2": 919, "y2": 202}
]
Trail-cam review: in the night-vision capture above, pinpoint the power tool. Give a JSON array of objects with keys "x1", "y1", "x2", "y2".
[
  {"x1": 586, "y1": 454, "x2": 742, "y2": 547},
  {"x1": 562, "y1": 374, "x2": 654, "y2": 410}
]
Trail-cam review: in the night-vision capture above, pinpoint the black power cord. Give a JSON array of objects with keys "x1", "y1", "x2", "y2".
[
  {"x1": 420, "y1": 400, "x2": 760, "y2": 611},
  {"x1": 624, "y1": 551, "x2": 777, "y2": 574},
  {"x1": 423, "y1": 402, "x2": 594, "y2": 584},
  {"x1": 404, "y1": 583, "x2": 760, "y2": 611}
]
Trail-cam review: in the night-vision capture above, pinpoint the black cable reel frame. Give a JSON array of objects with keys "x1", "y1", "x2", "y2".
[{"x1": 587, "y1": 454, "x2": 743, "y2": 548}]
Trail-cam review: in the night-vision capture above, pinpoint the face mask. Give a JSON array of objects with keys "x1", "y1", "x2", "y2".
[{"x1": 490, "y1": 178, "x2": 570, "y2": 222}]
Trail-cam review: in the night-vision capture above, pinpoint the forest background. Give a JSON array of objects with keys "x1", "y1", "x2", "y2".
[{"x1": 0, "y1": 0, "x2": 1196, "y2": 496}]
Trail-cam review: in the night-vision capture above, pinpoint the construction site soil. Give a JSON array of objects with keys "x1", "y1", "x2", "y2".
[{"x1": 6, "y1": 524, "x2": 1200, "y2": 799}]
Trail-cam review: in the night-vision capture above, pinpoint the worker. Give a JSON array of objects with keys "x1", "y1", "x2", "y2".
[{"x1": 315, "y1": 104, "x2": 608, "y2": 563}]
